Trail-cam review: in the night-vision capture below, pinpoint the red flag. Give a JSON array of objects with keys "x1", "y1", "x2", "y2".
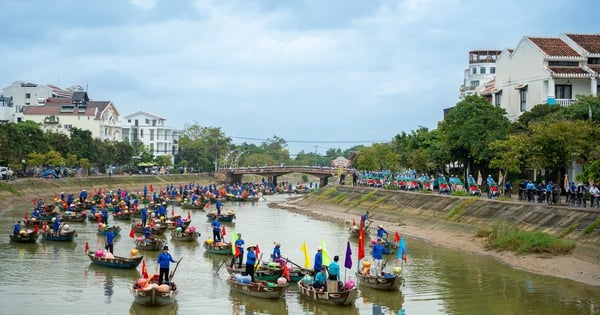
[
  {"x1": 149, "y1": 184, "x2": 154, "y2": 193},
  {"x1": 84, "y1": 241, "x2": 89, "y2": 254},
  {"x1": 171, "y1": 206, "x2": 175, "y2": 216},
  {"x1": 352, "y1": 218, "x2": 356, "y2": 226},
  {"x1": 141, "y1": 259, "x2": 149, "y2": 278},
  {"x1": 97, "y1": 213, "x2": 102, "y2": 223},
  {"x1": 205, "y1": 202, "x2": 210, "y2": 209},
  {"x1": 24, "y1": 211, "x2": 28, "y2": 221},
  {"x1": 255, "y1": 244, "x2": 261, "y2": 258},
  {"x1": 235, "y1": 244, "x2": 241, "y2": 257},
  {"x1": 129, "y1": 227, "x2": 135, "y2": 238},
  {"x1": 394, "y1": 231, "x2": 400, "y2": 243},
  {"x1": 34, "y1": 224, "x2": 39, "y2": 234},
  {"x1": 187, "y1": 210, "x2": 191, "y2": 220},
  {"x1": 221, "y1": 225, "x2": 226, "y2": 236},
  {"x1": 358, "y1": 223, "x2": 365, "y2": 260},
  {"x1": 282, "y1": 263, "x2": 290, "y2": 281}
]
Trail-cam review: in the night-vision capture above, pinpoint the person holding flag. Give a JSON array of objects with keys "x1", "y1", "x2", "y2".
[
  {"x1": 245, "y1": 245, "x2": 257, "y2": 283},
  {"x1": 230, "y1": 233, "x2": 244, "y2": 269}
]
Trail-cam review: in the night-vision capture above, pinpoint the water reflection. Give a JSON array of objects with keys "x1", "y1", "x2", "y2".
[
  {"x1": 360, "y1": 287, "x2": 404, "y2": 314},
  {"x1": 229, "y1": 291, "x2": 288, "y2": 315},
  {"x1": 296, "y1": 294, "x2": 359, "y2": 315},
  {"x1": 129, "y1": 301, "x2": 178, "y2": 315}
]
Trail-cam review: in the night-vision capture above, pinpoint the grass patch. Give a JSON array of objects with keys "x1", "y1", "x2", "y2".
[
  {"x1": 559, "y1": 222, "x2": 579, "y2": 238},
  {"x1": 0, "y1": 182, "x2": 22, "y2": 196},
  {"x1": 318, "y1": 186, "x2": 337, "y2": 200},
  {"x1": 450, "y1": 190, "x2": 469, "y2": 197},
  {"x1": 446, "y1": 198, "x2": 477, "y2": 221},
  {"x1": 332, "y1": 193, "x2": 348, "y2": 204},
  {"x1": 354, "y1": 190, "x2": 377, "y2": 207},
  {"x1": 486, "y1": 222, "x2": 575, "y2": 255},
  {"x1": 475, "y1": 228, "x2": 492, "y2": 238},
  {"x1": 372, "y1": 196, "x2": 388, "y2": 207},
  {"x1": 583, "y1": 218, "x2": 600, "y2": 234},
  {"x1": 497, "y1": 196, "x2": 512, "y2": 201}
]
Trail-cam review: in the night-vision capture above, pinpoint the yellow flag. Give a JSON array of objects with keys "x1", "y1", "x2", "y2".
[
  {"x1": 498, "y1": 170, "x2": 504, "y2": 185},
  {"x1": 231, "y1": 230, "x2": 238, "y2": 256},
  {"x1": 301, "y1": 242, "x2": 310, "y2": 268},
  {"x1": 477, "y1": 170, "x2": 482, "y2": 186},
  {"x1": 321, "y1": 239, "x2": 330, "y2": 266}
]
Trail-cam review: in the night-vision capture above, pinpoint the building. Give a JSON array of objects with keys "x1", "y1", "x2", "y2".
[
  {"x1": 121, "y1": 111, "x2": 179, "y2": 163},
  {"x1": 493, "y1": 33, "x2": 600, "y2": 119},
  {"x1": 22, "y1": 91, "x2": 122, "y2": 141},
  {"x1": 459, "y1": 50, "x2": 502, "y2": 100}
]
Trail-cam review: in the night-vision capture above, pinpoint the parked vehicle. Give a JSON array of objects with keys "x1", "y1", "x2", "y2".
[{"x1": 0, "y1": 166, "x2": 14, "y2": 180}]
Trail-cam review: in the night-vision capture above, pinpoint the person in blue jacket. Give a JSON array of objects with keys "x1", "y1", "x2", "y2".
[
  {"x1": 245, "y1": 245, "x2": 257, "y2": 283},
  {"x1": 211, "y1": 218, "x2": 222, "y2": 242},
  {"x1": 52, "y1": 217, "x2": 61, "y2": 234},
  {"x1": 313, "y1": 266, "x2": 328, "y2": 291},
  {"x1": 141, "y1": 207, "x2": 148, "y2": 227},
  {"x1": 105, "y1": 226, "x2": 115, "y2": 254},
  {"x1": 371, "y1": 238, "x2": 388, "y2": 276},
  {"x1": 313, "y1": 247, "x2": 323, "y2": 273},
  {"x1": 376, "y1": 224, "x2": 389, "y2": 239},
  {"x1": 13, "y1": 221, "x2": 21, "y2": 235},
  {"x1": 157, "y1": 245, "x2": 176, "y2": 285}
]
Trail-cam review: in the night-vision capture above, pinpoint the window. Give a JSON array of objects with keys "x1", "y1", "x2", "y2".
[
  {"x1": 519, "y1": 88, "x2": 527, "y2": 112},
  {"x1": 25, "y1": 93, "x2": 31, "y2": 99},
  {"x1": 549, "y1": 61, "x2": 578, "y2": 67},
  {"x1": 494, "y1": 91, "x2": 502, "y2": 106},
  {"x1": 145, "y1": 119, "x2": 150, "y2": 124},
  {"x1": 480, "y1": 67, "x2": 486, "y2": 74},
  {"x1": 589, "y1": 58, "x2": 600, "y2": 65},
  {"x1": 555, "y1": 84, "x2": 572, "y2": 99},
  {"x1": 64, "y1": 124, "x2": 73, "y2": 130},
  {"x1": 134, "y1": 119, "x2": 138, "y2": 126},
  {"x1": 140, "y1": 129, "x2": 144, "y2": 138},
  {"x1": 490, "y1": 67, "x2": 495, "y2": 74},
  {"x1": 471, "y1": 67, "x2": 476, "y2": 75},
  {"x1": 470, "y1": 80, "x2": 480, "y2": 88}
]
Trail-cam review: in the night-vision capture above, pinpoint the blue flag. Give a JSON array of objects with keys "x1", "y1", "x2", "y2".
[
  {"x1": 398, "y1": 236, "x2": 407, "y2": 262},
  {"x1": 344, "y1": 241, "x2": 352, "y2": 269}
]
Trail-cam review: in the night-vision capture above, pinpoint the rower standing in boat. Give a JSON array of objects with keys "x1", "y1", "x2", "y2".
[
  {"x1": 361, "y1": 211, "x2": 371, "y2": 226},
  {"x1": 157, "y1": 246, "x2": 177, "y2": 285},
  {"x1": 105, "y1": 226, "x2": 116, "y2": 254},
  {"x1": 272, "y1": 242, "x2": 284, "y2": 266},
  {"x1": 13, "y1": 221, "x2": 21, "y2": 235},
  {"x1": 215, "y1": 197, "x2": 223, "y2": 216},
  {"x1": 141, "y1": 207, "x2": 148, "y2": 227},
  {"x1": 230, "y1": 233, "x2": 244, "y2": 269},
  {"x1": 245, "y1": 245, "x2": 257, "y2": 283},
  {"x1": 328, "y1": 255, "x2": 340, "y2": 281},
  {"x1": 376, "y1": 224, "x2": 389, "y2": 239},
  {"x1": 313, "y1": 247, "x2": 323, "y2": 274},
  {"x1": 371, "y1": 238, "x2": 387, "y2": 276},
  {"x1": 52, "y1": 216, "x2": 61, "y2": 235},
  {"x1": 211, "y1": 218, "x2": 222, "y2": 242}
]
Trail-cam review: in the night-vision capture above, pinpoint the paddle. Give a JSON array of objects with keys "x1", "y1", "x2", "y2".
[
  {"x1": 283, "y1": 257, "x2": 306, "y2": 270},
  {"x1": 169, "y1": 257, "x2": 183, "y2": 282},
  {"x1": 215, "y1": 255, "x2": 232, "y2": 274}
]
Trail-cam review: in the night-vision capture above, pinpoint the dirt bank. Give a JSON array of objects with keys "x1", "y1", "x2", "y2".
[{"x1": 269, "y1": 190, "x2": 600, "y2": 287}]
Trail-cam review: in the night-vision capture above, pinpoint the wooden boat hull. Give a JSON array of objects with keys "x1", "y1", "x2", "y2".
[
  {"x1": 87, "y1": 253, "x2": 143, "y2": 269},
  {"x1": 226, "y1": 265, "x2": 282, "y2": 282},
  {"x1": 170, "y1": 230, "x2": 199, "y2": 242},
  {"x1": 9, "y1": 232, "x2": 39, "y2": 243},
  {"x1": 348, "y1": 226, "x2": 370, "y2": 238},
  {"x1": 131, "y1": 223, "x2": 167, "y2": 235},
  {"x1": 203, "y1": 242, "x2": 232, "y2": 255},
  {"x1": 356, "y1": 272, "x2": 404, "y2": 290},
  {"x1": 131, "y1": 285, "x2": 177, "y2": 306},
  {"x1": 97, "y1": 225, "x2": 121, "y2": 236},
  {"x1": 227, "y1": 277, "x2": 287, "y2": 299},
  {"x1": 297, "y1": 280, "x2": 360, "y2": 306},
  {"x1": 42, "y1": 230, "x2": 77, "y2": 242},
  {"x1": 135, "y1": 238, "x2": 165, "y2": 251},
  {"x1": 206, "y1": 213, "x2": 236, "y2": 222},
  {"x1": 62, "y1": 214, "x2": 87, "y2": 222}
]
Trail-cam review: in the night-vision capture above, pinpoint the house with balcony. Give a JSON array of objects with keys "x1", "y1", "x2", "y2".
[
  {"x1": 121, "y1": 111, "x2": 179, "y2": 163},
  {"x1": 22, "y1": 91, "x2": 122, "y2": 141},
  {"x1": 459, "y1": 50, "x2": 502, "y2": 100},
  {"x1": 493, "y1": 33, "x2": 600, "y2": 119}
]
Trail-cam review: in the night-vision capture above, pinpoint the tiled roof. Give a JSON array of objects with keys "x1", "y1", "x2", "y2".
[
  {"x1": 566, "y1": 34, "x2": 600, "y2": 55},
  {"x1": 589, "y1": 65, "x2": 600, "y2": 74},
  {"x1": 23, "y1": 103, "x2": 99, "y2": 118},
  {"x1": 529, "y1": 37, "x2": 580, "y2": 57},
  {"x1": 548, "y1": 66, "x2": 588, "y2": 75}
]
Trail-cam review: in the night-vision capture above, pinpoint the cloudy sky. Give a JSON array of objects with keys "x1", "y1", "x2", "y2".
[{"x1": 0, "y1": 0, "x2": 596, "y2": 155}]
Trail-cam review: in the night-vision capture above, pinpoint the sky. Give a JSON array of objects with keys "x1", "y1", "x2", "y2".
[{"x1": 0, "y1": 0, "x2": 597, "y2": 156}]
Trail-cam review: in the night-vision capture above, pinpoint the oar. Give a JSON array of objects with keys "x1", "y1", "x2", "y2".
[
  {"x1": 169, "y1": 257, "x2": 183, "y2": 281},
  {"x1": 215, "y1": 255, "x2": 232, "y2": 274},
  {"x1": 381, "y1": 254, "x2": 393, "y2": 270},
  {"x1": 283, "y1": 257, "x2": 308, "y2": 271}
]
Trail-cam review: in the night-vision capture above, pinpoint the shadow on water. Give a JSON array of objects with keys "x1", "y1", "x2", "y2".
[
  {"x1": 129, "y1": 301, "x2": 178, "y2": 315},
  {"x1": 229, "y1": 290, "x2": 289, "y2": 315},
  {"x1": 360, "y1": 287, "x2": 405, "y2": 314},
  {"x1": 296, "y1": 294, "x2": 359, "y2": 315}
]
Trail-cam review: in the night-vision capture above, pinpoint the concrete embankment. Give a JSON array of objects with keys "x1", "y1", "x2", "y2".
[{"x1": 293, "y1": 185, "x2": 600, "y2": 263}]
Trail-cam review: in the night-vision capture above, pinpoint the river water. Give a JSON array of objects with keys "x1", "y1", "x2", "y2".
[{"x1": 1, "y1": 193, "x2": 599, "y2": 315}]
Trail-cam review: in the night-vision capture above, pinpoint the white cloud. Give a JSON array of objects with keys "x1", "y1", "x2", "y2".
[{"x1": 129, "y1": 0, "x2": 158, "y2": 10}]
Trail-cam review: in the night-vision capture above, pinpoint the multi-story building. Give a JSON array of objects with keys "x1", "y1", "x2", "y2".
[
  {"x1": 459, "y1": 50, "x2": 502, "y2": 100},
  {"x1": 121, "y1": 111, "x2": 179, "y2": 163},
  {"x1": 22, "y1": 91, "x2": 122, "y2": 141},
  {"x1": 493, "y1": 33, "x2": 600, "y2": 119}
]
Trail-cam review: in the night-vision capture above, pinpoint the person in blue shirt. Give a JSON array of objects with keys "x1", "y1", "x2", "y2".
[
  {"x1": 105, "y1": 227, "x2": 115, "y2": 254},
  {"x1": 313, "y1": 247, "x2": 323, "y2": 273},
  {"x1": 143, "y1": 225, "x2": 153, "y2": 240},
  {"x1": 467, "y1": 174, "x2": 475, "y2": 185},
  {"x1": 245, "y1": 245, "x2": 257, "y2": 283},
  {"x1": 371, "y1": 238, "x2": 387, "y2": 276},
  {"x1": 328, "y1": 255, "x2": 340, "y2": 281},
  {"x1": 13, "y1": 221, "x2": 21, "y2": 235},
  {"x1": 272, "y1": 242, "x2": 284, "y2": 265},
  {"x1": 360, "y1": 211, "x2": 371, "y2": 226},
  {"x1": 101, "y1": 208, "x2": 109, "y2": 225},
  {"x1": 376, "y1": 224, "x2": 389, "y2": 239},
  {"x1": 141, "y1": 207, "x2": 148, "y2": 227},
  {"x1": 215, "y1": 198, "x2": 223, "y2": 216},
  {"x1": 157, "y1": 246, "x2": 176, "y2": 285},
  {"x1": 211, "y1": 218, "x2": 222, "y2": 242},
  {"x1": 312, "y1": 266, "x2": 328, "y2": 291},
  {"x1": 176, "y1": 216, "x2": 184, "y2": 228},
  {"x1": 52, "y1": 217, "x2": 61, "y2": 235},
  {"x1": 230, "y1": 233, "x2": 244, "y2": 268}
]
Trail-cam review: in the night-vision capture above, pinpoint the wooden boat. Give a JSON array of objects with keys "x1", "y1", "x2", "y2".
[
  {"x1": 355, "y1": 272, "x2": 404, "y2": 291},
  {"x1": 62, "y1": 212, "x2": 87, "y2": 222},
  {"x1": 203, "y1": 240, "x2": 232, "y2": 255},
  {"x1": 113, "y1": 212, "x2": 132, "y2": 220},
  {"x1": 348, "y1": 225, "x2": 371, "y2": 238},
  {"x1": 297, "y1": 279, "x2": 360, "y2": 306},
  {"x1": 180, "y1": 200, "x2": 208, "y2": 210},
  {"x1": 131, "y1": 222, "x2": 168, "y2": 235},
  {"x1": 206, "y1": 212, "x2": 236, "y2": 222},
  {"x1": 135, "y1": 237, "x2": 165, "y2": 251},
  {"x1": 131, "y1": 275, "x2": 178, "y2": 306},
  {"x1": 368, "y1": 239, "x2": 399, "y2": 255},
  {"x1": 225, "y1": 265, "x2": 282, "y2": 282},
  {"x1": 87, "y1": 252, "x2": 143, "y2": 269},
  {"x1": 41, "y1": 229, "x2": 77, "y2": 242},
  {"x1": 169, "y1": 229, "x2": 199, "y2": 242},
  {"x1": 227, "y1": 275, "x2": 287, "y2": 299},
  {"x1": 97, "y1": 225, "x2": 121, "y2": 236},
  {"x1": 9, "y1": 230, "x2": 39, "y2": 243}
]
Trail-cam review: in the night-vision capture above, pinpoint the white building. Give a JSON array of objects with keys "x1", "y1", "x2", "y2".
[
  {"x1": 121, "y1": 111, "x2": 179, "y2": 163},
  {"x1": 459, "y1": 50, "x2": 501, "y2": 100},
  {"x1": 493, "y1": 33, "x2": 600, "y2": 119},
  {"x1": 22, "y1": 91, "x2": 122, "y2": 141}
]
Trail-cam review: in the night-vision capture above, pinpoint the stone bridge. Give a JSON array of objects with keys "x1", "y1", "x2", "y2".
[{"x1": 214, "y1": 166, "x2": 340, "y2": 187}]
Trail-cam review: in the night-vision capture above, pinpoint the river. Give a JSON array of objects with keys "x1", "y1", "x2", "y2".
[{"x1": 1, "y1": 193, "x2": 599, "y2": 315}]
